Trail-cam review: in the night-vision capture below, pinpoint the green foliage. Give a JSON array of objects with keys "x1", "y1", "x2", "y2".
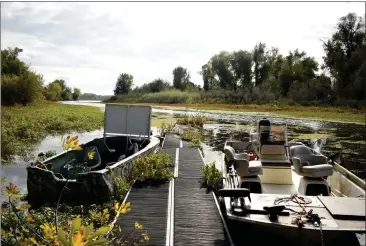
[
  {"x1": 72, "y1": 88, "x2": 82, "y2": 100},
  {"x1": 176, "y1": 114, "x2": 207, "y2": 128},
  {"x1": 43, "y1": 80, "x2": 80, "y2": 102},
  {"x1": 114, "y1": 73, "x2": 134, "y2": 95},
  {"x1": 132, "y1": 152, "x2": 174, "y2": 181},
  {"x1": 200, "y1": 162, "x2": 222, "y2": 192},
  {"x1": 79, "y1": 93, "x2": 111, "y2": 100},
  {"x1": 1, "y1": 179, "x2": 149, "y2": 246},
  {"x1": 108, "y1": 168, "x2": 131, "y2": 201},
  {"x1": 181, "y1": 130, "x2": 202, "y2": 143},
  {"x1": 44, "y1": 82, "x2": 63, "y2": 101},
  {"x1": 134, "y1": 78, "x2": 171, "y2": 94},
  {"x1": 158, "y1": 121, "x2": 176, "y2": 136},
  {"x1": 1, "y1": 63, "x2": 45, "y2": 106},
  {"x1": 1, "y1": 103, "x2": 104, "y2": 162},
  {"x1": 322, "y1": 13, "x2": 365, "y2": 100},
  {"x1": 173, "y1": 66, "x2": 190, "y2": 90}
]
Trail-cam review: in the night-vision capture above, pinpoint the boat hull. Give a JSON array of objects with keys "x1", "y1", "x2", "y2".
[
  {"x1": 27, "y1": 136, "x2": 160, "y2": 206},
  {"x1": 225, "y1": 217, "x2": 363, "y2": 246}
]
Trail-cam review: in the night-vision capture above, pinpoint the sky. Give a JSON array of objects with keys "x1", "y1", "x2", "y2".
[{"x1": 1, "y1": 2, "x2": 365, "y2": 95}]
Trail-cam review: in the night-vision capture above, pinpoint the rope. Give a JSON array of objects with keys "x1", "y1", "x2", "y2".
[{"x1": 273, "y1": 194, "x2": 325, "y2": 246}]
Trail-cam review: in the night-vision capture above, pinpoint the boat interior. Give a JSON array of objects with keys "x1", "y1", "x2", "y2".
[
  {"x1": 223, "y1": 119, "x2": 336, "y2": 197},
  {"x1": 39, "y1": 136, "x2": 150, "y2": 179}
]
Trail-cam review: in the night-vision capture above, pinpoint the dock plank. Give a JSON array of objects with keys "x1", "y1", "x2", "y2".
[
  {"x1": 115, "y1": 134, "x2": 178, "y2": 245},
  {"x1": 174, "y1": 148, "x2": 231, "y2": 246}
]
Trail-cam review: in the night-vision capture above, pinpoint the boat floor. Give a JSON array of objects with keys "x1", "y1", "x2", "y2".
[{"x1": 225, "y1": 167, "x2": 366, "y2": 232}]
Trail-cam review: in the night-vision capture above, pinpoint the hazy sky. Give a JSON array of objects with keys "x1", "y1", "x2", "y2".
[{"x1": 1, "y1": 2, "x2": 365, "y2": 95}]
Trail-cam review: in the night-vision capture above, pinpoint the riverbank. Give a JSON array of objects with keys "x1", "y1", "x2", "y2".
[
  {"x1": 1, "y1": 102, "x2": 104, "y2": 162},
  {"x1": 103, "y1": 101, "x2": 366, "y2": 125}
]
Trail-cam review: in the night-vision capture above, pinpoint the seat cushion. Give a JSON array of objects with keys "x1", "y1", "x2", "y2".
[
  {"x1": 248, "y1": 160, "x2": 263, "y2": 175},
  {"x1": 234, "y1": 153, "x2": 249, "y2": 161},
  {"x1": 301, "y1": 164, "x2": 333, "y2": 178}
]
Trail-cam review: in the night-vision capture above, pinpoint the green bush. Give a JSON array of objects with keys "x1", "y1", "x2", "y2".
[
  {"x1": 132, "y1": 152, "x2": 174, "y2": 181},
  {"x1": 200, "y1": 162, "x2": 222, "y2": 192},
  {"x1": 1, "y1": 72, "x2": 45, "y2": 106}
]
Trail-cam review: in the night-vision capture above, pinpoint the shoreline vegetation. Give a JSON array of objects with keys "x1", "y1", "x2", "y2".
[
  {"x1": 1, "y1": 102, "x2": 104, "y2": 163},
  {"x1": 104, "y1": 98, "x2": 365, "y2": 125}
]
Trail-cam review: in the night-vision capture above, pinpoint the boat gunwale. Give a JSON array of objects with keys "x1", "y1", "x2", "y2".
[{"x1": 27, "y1": 136, "x2": 161, "y2": 181}]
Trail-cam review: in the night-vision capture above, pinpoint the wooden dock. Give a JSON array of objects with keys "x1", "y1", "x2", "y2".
[{"x1": 115, "y1": 133, "x2": 233, "y2": 246}]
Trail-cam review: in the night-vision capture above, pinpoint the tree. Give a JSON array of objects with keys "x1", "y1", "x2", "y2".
[
  {"x1": 231, "y1": 50, "x2": 253, "y2": 89},
  {"x1": 322, "y1": 13, "x2": 366, "y2": 99},
  {"x1": 199, "y1": 63, "x2": 217, "y2": 91},
  {"x1": 72, "y1": 88, "x2": 81, "y2": 100},
  {"x1": 1, "y1": 47, "x2": 44, "y2": 105},
  {"x1": 253, "y1": 42, "x2": 269, "y2": 86},
  {"x1": 210, "y1": 52, "x2": 235, "y2": 90},
  {"x1": 114, "y1": 73, "x2": 134, "y2": 95},
  {"x1": 1, "y1": 47, "x2": 28, "y2": 76},
  {"x1": 44, "y1": 82, "x2": 63, "y2": 101},
  {"x1": 172, "y1": 66, "x2": 190, "y2": 90}
]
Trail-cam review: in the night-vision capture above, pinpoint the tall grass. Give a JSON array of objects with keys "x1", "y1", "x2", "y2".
[
  {"x1": 107, "y1": 89, "x2": 366, "y2": 110},
  {"x1": 1, "y1": 102, "x2": 104, "y2": 162}
]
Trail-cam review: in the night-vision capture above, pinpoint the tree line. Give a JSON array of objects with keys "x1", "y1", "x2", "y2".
[
  {"x1": 1, "y1": 48, "x2": 82, "y2": 106},
  {"x1": 113, "y1": 13, "x2": 365, "y2": 107}
]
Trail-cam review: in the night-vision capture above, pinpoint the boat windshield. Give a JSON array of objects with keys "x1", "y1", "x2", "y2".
[{"x1": 259, "y1": 124, "x2": 286, "y2": 144}]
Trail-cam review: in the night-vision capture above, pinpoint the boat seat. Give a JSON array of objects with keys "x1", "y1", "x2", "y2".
[
  {"x1": 83, "y1": 146, "x2": 102, "y2": 170},
  {"x1": 290, "y1": 145, "x2": 333, "y2": 178},
  {"x1": 90, "y1": 138, "x2": 115, "y2": 164},
  {"x1": 224, "y1": 146, "x2": 262, "y2": 177}
]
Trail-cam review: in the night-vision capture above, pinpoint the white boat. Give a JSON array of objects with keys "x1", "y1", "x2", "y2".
[{"x1": 219, "y1": 118, "x2": 365, "y2": 246}]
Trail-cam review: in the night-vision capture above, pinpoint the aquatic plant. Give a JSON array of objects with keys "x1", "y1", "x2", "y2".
[
  {"x1": 181, "y1": 130, "x2": 202, "y2": 142},
  {"x1": 200, "y1": 162, "x2": 222, "y2": 192},
  {"x1": 176, "y1": 113, "x2": 207, "y2": 128},
  {"x1": 158, "y1": 120, "x2": 176, "y2": 136},
  {"x1": 132, "y1": 152, "x2": 174, "y2": 181},
  {"x1": 1, "y1": 103, "x2": 104, "y2": 163}
]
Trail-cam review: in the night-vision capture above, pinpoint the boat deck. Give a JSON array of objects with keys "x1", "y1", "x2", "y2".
[{"x1": 115, "y1": 133, "x2": 233, "y2": 246}]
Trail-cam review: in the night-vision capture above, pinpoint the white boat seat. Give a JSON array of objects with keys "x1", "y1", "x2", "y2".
[
  {"x1": 248, "y1": 160, "x2": 263, "y2": 175},
  {"x1": 224, "y1": 146, "x2": 262, "y2": 177},
  {"x1": 301, "y1": 164, "x2": 333, "y2": 177},
  {"x1": 224, "y1": 145, "x2": 249, "y2": 161},
  {"x1": 290, "y1": 145, "x2": 333, "y2": 178}
]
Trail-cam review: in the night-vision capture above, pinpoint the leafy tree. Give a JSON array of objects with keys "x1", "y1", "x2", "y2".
[
  {"x1": 72, "y1": 88, "x2": 81, "y2": 100},
  {"x1": 1, "y1": 47, "x2": 44, "y2": 105},
  {"x1": 114, "y1": 73, "x2": 134, "y2": 95},
  {"x1": 253, "y1": 42, "x2": 269, "y2": 86},
  {"x1": 44, "y1": 82, "x2": 63, "y2": 101},
  {"x1": 173, "y1": 66, "x2": 190, "y2": 90},
  {"x1": 210, "y1": 52, "x2": 235, "y2": 90},
  {"x1": 322, "y1": 13, "x2": 366, "y2": 99},
  {"x1": 199, "y1": 63, "x2": 217, "y2": 91},
  {"x1": 1, "y1": 47, "x2": 28, "y2": 76},
  {"x1": 231, "y1": 50, "x2": 253, "y2": 89},
  {"x1": 61, "y1": 87, "x2": 72, "y2": 101}
]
